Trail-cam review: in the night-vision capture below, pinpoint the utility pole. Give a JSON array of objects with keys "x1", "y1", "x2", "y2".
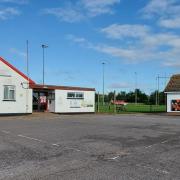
[
  {"x1": 98, "y1": 92, "x2": 100, "y2": 113},
  {"x1": 157, "y1": 75, "x2": 160, "y2": 105},
  {"x1": 155, "y1": 75, "x2": 170, "y2": 106},
  {"x1": 114, "y1": 90, "x2": 116, "y2": 114},
  {"x1": 26, "y1": 40, "x2": 29, "y2": 86},
  {"x1": 42, "y1": 44, "x2": 48, "y2": 85},
  {"x1": 102, "y1": 62, "x2": 105, "y2": 106},
  {"x1": 135, "y1": 72, "x2": 138, "y2": 104},
  {"x1": 156, "y1": 77, "x2": 158, "y2": 106},
  {"x1": 26, "y1": 40, "x2": 29, "y2": 113}
]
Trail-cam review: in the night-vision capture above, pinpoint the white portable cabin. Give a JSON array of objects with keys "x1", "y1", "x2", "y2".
[
  {"x1": 30, "y1": 84, "x2": 95, "y2": 114},
  {"x1": 0, "y1": 57, "x2": 34, "y2": 114},
  {"x1": 165, "y1": 74, "x2": 180, "y2": 113}
]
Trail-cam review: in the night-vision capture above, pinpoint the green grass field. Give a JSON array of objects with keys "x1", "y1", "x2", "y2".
[{"x1": 96, "y1": 103, "x2": 166, "y2": 113}]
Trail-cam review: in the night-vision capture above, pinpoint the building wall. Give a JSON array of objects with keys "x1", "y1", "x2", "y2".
[
  {"x1": 166, "y1": 93, "x2": 180, "y2": 113},
  {"x1": 55, "y1": 90, "x2": 95, "y2": 113},
  {"x1": 49, "y1": 99, "x2": 55, "y2": 112},
  {"x1": 0, "y1": 61, "x2": 32, "y2": 114}
]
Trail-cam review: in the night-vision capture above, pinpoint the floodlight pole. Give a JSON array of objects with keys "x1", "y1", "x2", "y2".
[
  {"x1": 155, "y1": 75, "x2": 170, "y2": 105},
  {"x1": 102, "y1": 62, "x2": 105, "y2": 105},
  {"x1": 42, "y1": 44, "x2": 48, "y2": 85},
  {"x1": 26, "y1": 40, "x2": 29, "y2": 87},
  {"x1": 157, "y1": 75, "x2": 160, "y2": 105},
  {"x1": 156, "y1": 77, "x2": 158, "y2": 105},
  {"x1": 135, "y1": 72, "x2": 138, "y2": 104},
  {"x1": 26, "y1": 40, "x2": 29, "y2": 113}
]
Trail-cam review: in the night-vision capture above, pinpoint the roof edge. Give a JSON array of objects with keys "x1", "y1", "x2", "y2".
[
  {"x1": 30, "y1": 84, "x2": 96, "y2": 91},
  {"x1": 0, "y1": 56, "x2": 35, "y2": 84}
]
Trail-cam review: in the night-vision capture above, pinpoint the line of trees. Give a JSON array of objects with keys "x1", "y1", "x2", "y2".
[{"x1": 95, "y1": 89, "x2": 166, "y2": 105}]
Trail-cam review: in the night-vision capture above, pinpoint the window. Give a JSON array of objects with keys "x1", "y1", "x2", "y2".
[
  {"x1": 4, "y1": 85, "x2": 16, "y2": 101},
  {"x1": 67, "y1": 92, "x2": 84, "y2": 99},
  {"x1": 48, "y1": 92, "x2": 55, "y2": 100},
  {"x1": 67, "y1": 92, "x2": 76, "y2": 98},
  {"x1": 76, "y1": 92, "x2": 84, "y2": 99}
]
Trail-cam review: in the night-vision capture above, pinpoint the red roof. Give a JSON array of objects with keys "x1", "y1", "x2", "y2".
[
  {"x1": 0, "y1": 56, "x2": 35, "y2": 84},
  {"x1": 30, "y1": 84, "x2": 96, "y2": 91}
]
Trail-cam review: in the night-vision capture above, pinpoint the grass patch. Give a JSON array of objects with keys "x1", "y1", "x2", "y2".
[{"x1": 96, "y1": 103, "x2": 166, "y2": 113}]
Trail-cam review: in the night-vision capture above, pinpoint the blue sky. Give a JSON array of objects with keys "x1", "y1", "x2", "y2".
[{"x1": 0, "y1": 0, "x2": 180, "y2": 94}]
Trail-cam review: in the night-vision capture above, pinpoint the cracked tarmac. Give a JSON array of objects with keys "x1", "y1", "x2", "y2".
[{"x1": 0, "y1": 113, "x2": 180, "y2": 180}]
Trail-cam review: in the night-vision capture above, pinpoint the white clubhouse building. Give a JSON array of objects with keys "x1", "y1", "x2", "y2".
[{"x1": 0, "y1": 57, "x2": 95, "y2": 114}]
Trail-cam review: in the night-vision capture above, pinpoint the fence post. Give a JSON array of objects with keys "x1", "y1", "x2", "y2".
[
  {"x1": 114, "y1": 90, "x2": 116, "y2": 114},
  {"x1": 97, "y1": 92, "x2": 100, "y2": 113}
]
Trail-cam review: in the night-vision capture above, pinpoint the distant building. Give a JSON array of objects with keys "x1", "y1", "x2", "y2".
[
  {"x1": 165, "y1": 74, "x2": 180, "y2": 113},
  {"x1": 0, "y1": 57, "x2": 95, "y2": 114}
]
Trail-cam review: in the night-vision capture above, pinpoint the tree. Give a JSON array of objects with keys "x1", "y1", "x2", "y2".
[{"x1": 149, "y1": 91, "x2": 165, "y2": 105}]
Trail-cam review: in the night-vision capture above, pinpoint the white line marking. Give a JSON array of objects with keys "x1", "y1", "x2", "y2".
[
  {"x1": 108, "y1": 156, "x2": 120, "y2": 160},
  {"x1": 1, "y1": 130, "x2": 10, "y2": 134},
  {"x1": 66, "y1": 147, "x2": 81, "y2": 152},
  {"x1": 52, "y1": 143, "x2": 60, "y2": 147},
  {"x1": 17, "y1": 134, "x2": 44, "y2": 143},
  {"x1": 145, "y1": 145, "x2": 155, "y2": 149},
  {"x1": 161, "y1": 140, "x2": 169, "y2": 144},
  {"x1": 136, "y1": 165, "x2": 169, "y2": 175}
]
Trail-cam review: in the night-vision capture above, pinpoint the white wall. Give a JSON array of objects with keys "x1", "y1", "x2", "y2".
[
  {"x1": 49, "y1": 99, "x2": 55, "y2": 112},
  {"x1": 166, "y1": 92, "x2": 180, "y2": 113},
  {"x1": 55, "y1": 90, "x2": 95, "y2": 113},
  {"x1": 0, "y1": 61, "x2": 32, "y2": 114}
]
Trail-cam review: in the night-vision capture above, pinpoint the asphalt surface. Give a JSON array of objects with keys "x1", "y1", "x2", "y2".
[{"x1": 0, "y1": 113, "x2": 180, "y2": 180}]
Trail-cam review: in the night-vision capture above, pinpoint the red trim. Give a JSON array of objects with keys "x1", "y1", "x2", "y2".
[
  {"x1": 0, "y1": 57, "x2": 35, "y2": 84},
  {"x1": 30, "y1": 84, "x2": 95, "y2": 91}
]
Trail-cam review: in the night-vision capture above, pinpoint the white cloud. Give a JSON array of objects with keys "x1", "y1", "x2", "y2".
[
  {"x1": 43, "y1": 7, "x2": 84, "y2": 23},
  {"x1": 100, "y1": 24, "x2": 180, "y2": 49},
  {"x1": 101, "y1": 24, "x2": 150, "y2": 39},
  {"x1": 142, "y1": 0, "x2": 180, "y2": 29},
  {"x1": 0, "y1": 0, "x2": 28, "y2": 4},
  {"x1": 159, "y1": 17, "x2": 180, "y2": 29},
  {"x1": 82, "y1": 0, "x2": 120, "y2": 17},
  {"x1": 92, "y1": 44, "x2": 157, "y2": 63},
  {"x1": 0, "y1": 7, "x2": 20, "y2": 20},
  {"x1": 43, "y1": 0, "x2": 120, "y2": 23},
  {"x1": 108, "y1": 82, "x2": 132, "y2": 89},
  {"x1": 9, "y1": 48, "x2": 26, "y2": 58},
  {"x1": 163, "y1": 61, "x2": 180, "y2": 67},
  {"x1": 66, "y1": 34, "x2": 86, "y2": 43},
  {"x1": 67, "y1": 22, "x2": 180, "y2": 66},
  {"x1": 142, "y1": 0, "x2": 180, "y2": 18}
]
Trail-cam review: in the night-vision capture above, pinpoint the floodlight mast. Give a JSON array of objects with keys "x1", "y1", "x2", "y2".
[
  {"x1": 135, "y1": 72, "x2": 138, "y2": 104},
  {"x1": 102, "y1": 62, "x2": 105, "y2": 105},
  {"x1": 42, "y1": 44, "x2": 48, "y2": 85}
]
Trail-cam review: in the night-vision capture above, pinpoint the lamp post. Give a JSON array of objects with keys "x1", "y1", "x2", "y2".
[
  {"x1": 102, "y1": 62, "x2": 105, "y2": 105},
  {"x1": 42, "y1": 44, "x2": 48, "y2": 85},
  {"x1": 135, "y1": 72, "x2": 138, "y2": 104}
]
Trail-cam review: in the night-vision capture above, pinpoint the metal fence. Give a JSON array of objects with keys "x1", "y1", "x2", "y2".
[{"x1": 95, "y1": 103, "x2": 166, "y2": 113}]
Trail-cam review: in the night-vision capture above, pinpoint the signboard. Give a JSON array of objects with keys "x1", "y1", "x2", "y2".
[
  {"x1": 70, "y1": 100, "x2": 81, "y2": 108},
  {"x1": 40, "y1": 96, "x2": 47, "y2": 104},
  {"x1": 171, "y1": 99, "x2": 180, "y2": 111}
]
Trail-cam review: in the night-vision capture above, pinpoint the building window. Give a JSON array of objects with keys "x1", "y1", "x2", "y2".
[
  {"x1": 67, "y1": 92, "x2": 76, "y2": 98},
  {"x1": 48, "y1": 92, "x2": 55, "y2": 100},
  {"x1": 76, "y1": 92, "x2": 84, "y2": 99},
  {"x1": 67, "y1": 92, "x2": 84, "y2": 99},
  {"x1": 4, "y1": 85, "x2": 16, "y2": 101}
]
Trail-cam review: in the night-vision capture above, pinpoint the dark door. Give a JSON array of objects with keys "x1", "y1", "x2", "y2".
[{"x1": 33, "y1": 92, "x2": 48, "y2": 112}]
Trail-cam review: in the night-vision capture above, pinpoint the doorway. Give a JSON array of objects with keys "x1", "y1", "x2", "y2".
[{"x1": 33, "y1": 91, "x2": 48, "y2": 112}]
